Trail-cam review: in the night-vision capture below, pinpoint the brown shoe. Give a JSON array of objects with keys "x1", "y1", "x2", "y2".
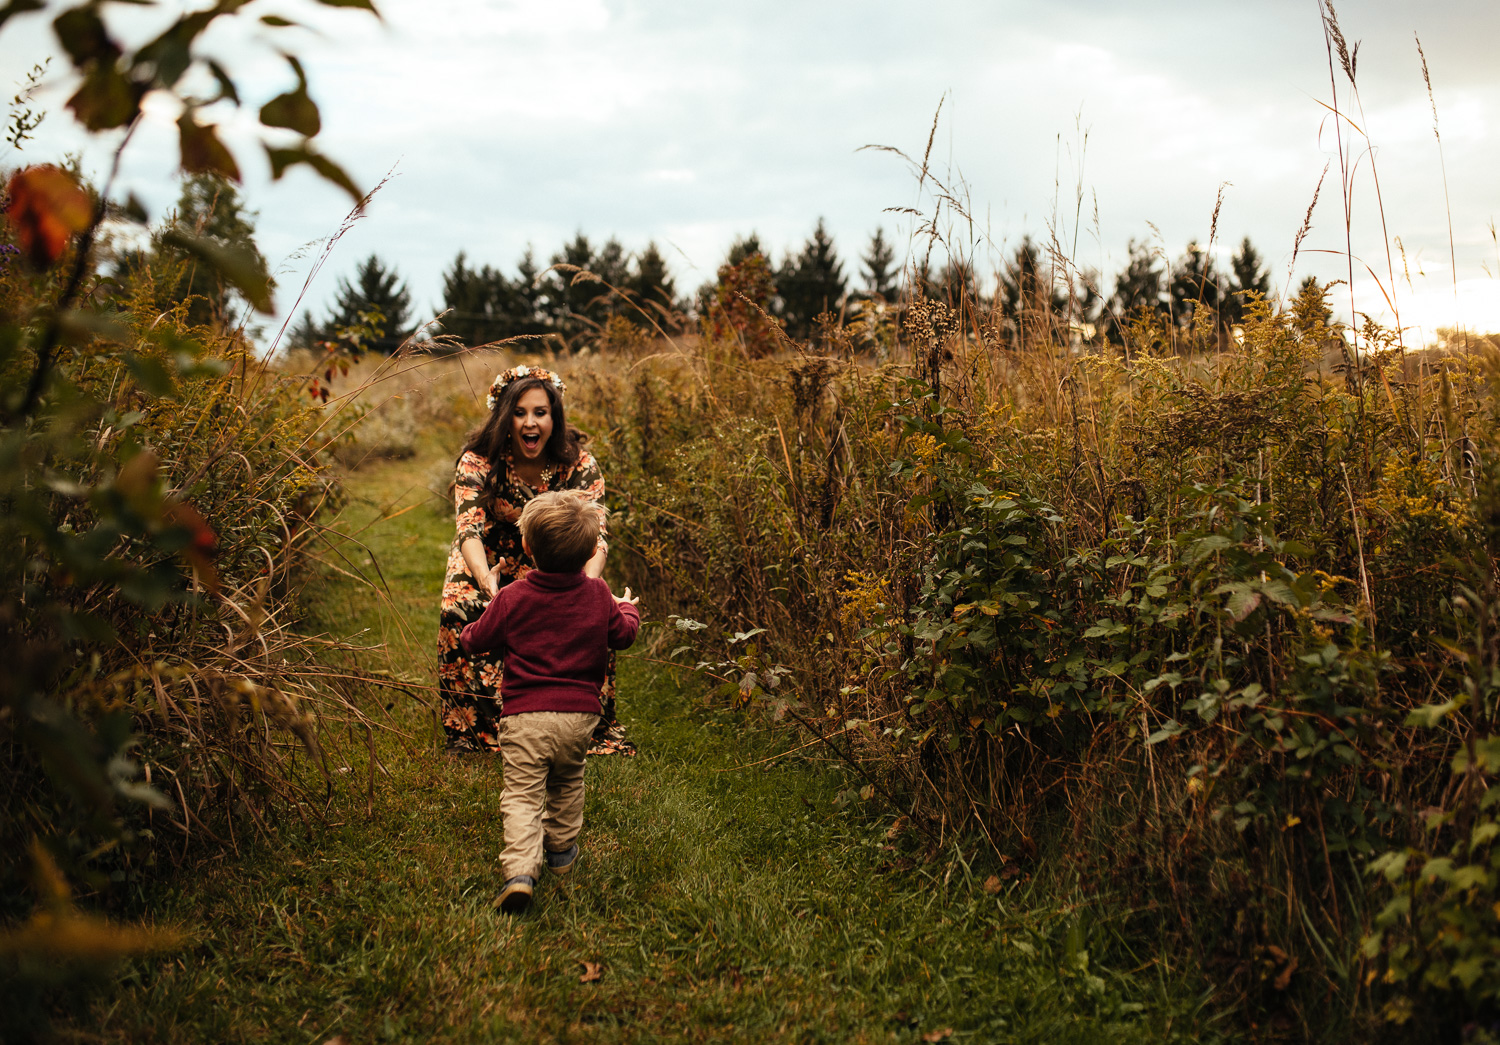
[
  {"x1": 494, "y1": 875, "x2": 534, "y2": 913},
  {"x1": 544, "y1": 844, "x2": 578, "y2": 876}
]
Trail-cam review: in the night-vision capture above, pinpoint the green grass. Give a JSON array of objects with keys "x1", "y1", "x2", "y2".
[{"x1": 56, "y1": 437, "x2": 1237, "y2": 1044}]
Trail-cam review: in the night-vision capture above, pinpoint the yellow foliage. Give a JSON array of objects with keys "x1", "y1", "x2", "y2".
[
  {"x1": 837, "y1": 571, "x2": 889, "y2": 628},
  {"x1": 0, "y1": 843, "x2": 181, "y2": 964}
]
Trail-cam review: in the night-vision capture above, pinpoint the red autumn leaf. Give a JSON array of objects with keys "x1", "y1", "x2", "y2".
[
  {"x1": 164, "y1": 500, "x2": 220, "y2": 594},
  {"x1": 4, "y1": 165, "x2": 93, "y2": 269}
]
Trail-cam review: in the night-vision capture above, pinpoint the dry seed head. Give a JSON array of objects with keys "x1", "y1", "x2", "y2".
[
  {"x1": 1208, "y1": 182, "x2": 1227, "y2": 252},
  {"x1": 1290, "y1": 162, "x2": 1329, "y2": 274},
  {"x1": 1321, "y1": 0, "x2": 1357, "y2": 82}
]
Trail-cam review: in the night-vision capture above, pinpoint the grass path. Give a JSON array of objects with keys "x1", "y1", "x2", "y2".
[{"x1": 72, "y1": 445, "x2": 1232, "y2": 1044}]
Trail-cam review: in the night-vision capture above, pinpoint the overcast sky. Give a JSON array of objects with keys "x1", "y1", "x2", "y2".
[{"x1": 5, "y1": 0, "x2": 1499, "y2": 343}]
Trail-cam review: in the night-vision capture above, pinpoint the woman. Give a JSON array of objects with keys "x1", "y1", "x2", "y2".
[{"x1": 437, "y1": 364, "x2": 633, "y2": 755}]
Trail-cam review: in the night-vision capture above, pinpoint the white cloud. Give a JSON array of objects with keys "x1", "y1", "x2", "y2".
[
  {"x1": 3, "y1": 0, "x2": 1499, "y2": 339},
  {"x1": 646, "y1": 168, "x2": 695, "y2": 184}
]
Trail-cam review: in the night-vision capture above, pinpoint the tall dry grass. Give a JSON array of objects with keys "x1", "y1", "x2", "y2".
[
  {"x1": 0, "y1": 251, "x2": 475, "y2": 940},
  {"x1": 557, "y1": 277, "x2": 1500, "y2": 1037}
]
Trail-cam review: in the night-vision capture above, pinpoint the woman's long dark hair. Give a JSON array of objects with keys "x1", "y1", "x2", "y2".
[{"x1": 460, "y1": 376, "x2": 586, "y2": 512}]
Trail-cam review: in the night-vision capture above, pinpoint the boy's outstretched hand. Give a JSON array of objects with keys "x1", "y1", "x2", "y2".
[
  {"x1": 482, "y1": 560, "x2": 506, "y2": 598},
  {"x1": 613, "y1": 586, "x2": 640, "y2": 608}
]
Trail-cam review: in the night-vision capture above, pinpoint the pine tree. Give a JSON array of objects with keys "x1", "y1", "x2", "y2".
[
  {"x1": 1168, "y1": 240, "x2": 1224, "y2": 345},
  {"x1": 726, "y1": 233, "x2": 766, "y2": 268},
  {"x1": 700, "y1": 233, "x2": 782, "y2": 357},
  {"x1": 158, "y1": 172, "x2": 271, "y2": 329},
  {"x1": 1224, "y1": 237, "x2": 1271, "y2": 326},
  {"x1": 543, "y1": 233, "x2": 620, "y2": 338},
  {"x1": 778, "y1": 218, "x2": 846, "y2": 339},
  {"x1": 437, "y1": 248, "x2": 554, "y2": 348},
  {"x1": 541, "y1": 233, "x2": 589, "y2": 331},
  {"x1": 627, "y1": 241, "x2": 677, "y2": 322},
  {"x1": 287, "y1": 310, "x2": 323, "y2": 351},
  {"x1": 699, "y1": 234, "x2": 771, "y2": 316},
  {"x1": 1075, "y1": 267, "x2": 1107, "y2": 341},
  {"x1": 938, "y1": 257, "x2": 981, "y2": 310},
  {"x1": 512, "y1": 247, "x2": 545, "y2": 335},
  {"x1": 441, "y1": 251, "x2": 508, "y2": 347},
  {"x1": 858, "y1": 228, "x2": 898, "y2": 302},
  {"x1": 1105, "y1": 239, "x2": 1167, "y2": 344},
  {"x1": 995, "y1": 238, "x2": 1064, "y2": 349},
  {"x1": 440, "y1": 250, "x2": 479, "y2": 343},
  {"x1": 318, "y1": 254, "x2": 414, "y2": 354},
  {"x1": 593, "y1": 238, "x2": 629, "y2": 292}
]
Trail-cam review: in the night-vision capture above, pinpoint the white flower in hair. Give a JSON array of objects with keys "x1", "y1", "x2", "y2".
[{"x1": 515, "y1": 364, "x2": 531, "y2": 376}]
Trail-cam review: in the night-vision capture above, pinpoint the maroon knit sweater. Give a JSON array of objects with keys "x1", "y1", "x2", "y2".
[{"x1": 459, "y1": 570, "x2": 640, "y2": 717}]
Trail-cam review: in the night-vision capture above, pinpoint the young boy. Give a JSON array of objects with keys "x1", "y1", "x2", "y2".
[{"x1": 460, "y1": 490, "x2": 641, "y2": 913}]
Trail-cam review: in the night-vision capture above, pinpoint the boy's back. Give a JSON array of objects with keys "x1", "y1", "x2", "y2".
[{"x1": 461, "y1": 570, "x2": 639, "y2": 714}]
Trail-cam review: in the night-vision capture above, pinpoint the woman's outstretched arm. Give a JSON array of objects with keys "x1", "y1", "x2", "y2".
[
  {"x1": 462, "y1": 538, "x2": 500, "y2": 597},
  {"x1": 570, "y1": 451, "x2": 609, "y2": 580},
  {"x1": 584, "y1": 544, "x2": 606, "y2": 579},
  {"x1": 454, "y1": 452, "x2": 499, "y2": 596}
]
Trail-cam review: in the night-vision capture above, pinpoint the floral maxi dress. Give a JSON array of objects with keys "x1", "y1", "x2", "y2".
[{"x1": 437, "y1": 448, "x2": 618, "y2": 752}]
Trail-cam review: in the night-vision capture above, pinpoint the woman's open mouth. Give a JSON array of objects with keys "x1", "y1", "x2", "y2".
[{"x1": 519, "y1": 432, "x2": 542, "y2": 453}]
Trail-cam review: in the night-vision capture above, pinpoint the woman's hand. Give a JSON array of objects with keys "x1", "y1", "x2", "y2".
[
  {"x1": 584, "y1": 543, "x2": 607, "y2": 580},
  {"x1": 461, "y1": 537, "x2": 492, "y2": 595},
  {"x1": 462, "y1": 538, "x2": 507, "y2": 599},
  {"x1": 482, "y1": 560, "x2": 506, "y2": 599}
]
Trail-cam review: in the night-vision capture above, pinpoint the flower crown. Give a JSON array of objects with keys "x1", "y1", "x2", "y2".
[{"x1": 486, "y1": 364, "x2": 566, "y2": 410}]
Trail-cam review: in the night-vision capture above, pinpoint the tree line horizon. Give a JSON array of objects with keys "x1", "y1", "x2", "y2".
[
  {"x1": 291, "y1": 217, "x2": 1291, "y2": 356},
  {"x1": 130, "y1": 173, "x2": 1290, "y2": 355}
]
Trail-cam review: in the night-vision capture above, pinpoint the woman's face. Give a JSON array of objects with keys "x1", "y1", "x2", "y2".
[{"x1": 510, "y1": 386, "x2": 554, "y2": 462}]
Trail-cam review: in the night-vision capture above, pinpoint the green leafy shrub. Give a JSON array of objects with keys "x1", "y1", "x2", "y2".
[
  {"x1": 1362, "y1": 382, "x2": 1500, "y2": 1034},
  {"x1": 0, "y1": 0, "x2": 379, "y2": 1028},
  {"x1": 575, "y1": 288, "x2": 1500, "y2": 1033}
]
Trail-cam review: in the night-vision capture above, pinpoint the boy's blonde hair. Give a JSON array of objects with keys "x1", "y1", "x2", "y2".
[{"x1": 519, "y1": 491, "x2": 604, "y2": 573}]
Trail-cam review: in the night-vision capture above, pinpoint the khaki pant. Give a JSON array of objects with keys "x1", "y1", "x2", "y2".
[{"x1": 498, "y1": 711, "x2": 600, "y2": 880}]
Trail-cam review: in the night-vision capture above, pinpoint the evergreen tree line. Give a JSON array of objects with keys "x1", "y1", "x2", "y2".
[
  {"x1": 293, "y1": 224, "x2": 1285, "y2": 354},
  {"x1": 286, "y1": 219, "x2": 891, "y2": 351},
  {"x1": 137, "y1": 175, "x2": 1288, "y2": 354},
  {"x1": 289, "y1": 236, "x2": 680, "y2": 353},
  {"x1": 890, "y1": 234, "x2": 1282, "y2": 350}
]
